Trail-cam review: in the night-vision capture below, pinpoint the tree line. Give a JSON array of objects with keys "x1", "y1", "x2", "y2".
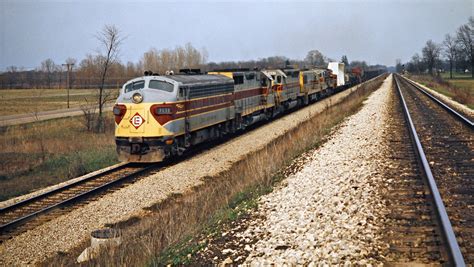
[
  {"x1": 0, "y1": 46, "x2": 385, "y2": 90},
  {"x1": 205, "y1": 50, "x2": 384, "y2": 73},
  {"x1": 0, "y1": 44, "x2": 209, "y2": 90},
  {"x1": 397, "y1": 17, "x2": 473, "y2": 78}
]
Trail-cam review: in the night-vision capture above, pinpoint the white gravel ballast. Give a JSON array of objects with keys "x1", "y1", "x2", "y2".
[{"x1": 244, "y1": 75, "x2": 393, "y2": 265}]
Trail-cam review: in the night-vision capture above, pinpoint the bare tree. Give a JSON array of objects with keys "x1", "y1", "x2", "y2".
[
  {"x1": 456, "y1": 16, "x2": 473, "y2": 77},
  {"x1": 305, "y1": 50, "x2": 326, "y2": 67},
  {"x1": 422, "y1": 40, "x2": 441, "y2": 75},
  {"x1": 160, "y1": 48, "x2": 175, "y2": 72},
  {"x1": 80, "y1": 98, "x2": 98, "y2": 132},
  {"x1": 411, "y1": 53, "x2": 423, "y2": 74},
  {"x1": 443, "y1": 34, "x2": 458, "y2": 79},
  {"x1": 40, "y1": 58, "x2": 57, "y2": 88},
  {"x1": 141, "y1": 43, "x2": 208, "y2": 74},
  {"x1": 175, "y1": 46, "x2": 186, "y2": 70},
  {"x1": 125, "y1": 61, "x2": 138, "y2": 78},
  {"x1": 142, "y1": 48, "x2": 160, "y2": 73},
  {"x1": 184, "y1": 42, "x2": 202, "y2": 68},
  {"x1": 95, "y1": 24, "x2": 124, "y2": 132}
]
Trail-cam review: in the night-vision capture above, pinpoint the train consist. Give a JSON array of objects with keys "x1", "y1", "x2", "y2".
[{"x1": 113, "y1": 64, "x2": 381, "y2": 162}]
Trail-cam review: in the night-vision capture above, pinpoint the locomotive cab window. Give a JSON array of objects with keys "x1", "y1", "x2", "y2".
[
  {"x1": 233, "y1": 75, "x2": 244, "y2": 85},
  {"x1": 276, "y1": 76, "x2": 282, "y2": 84},
  {"x1": 245, "y1": 73, "x2": 255, "y2": 80},
  {"x1": 124, "y1": 80, "x2": 145, "y2": 93},
  {"x1": 149, "y1": 80, "x2": 174, "y2": 92}
]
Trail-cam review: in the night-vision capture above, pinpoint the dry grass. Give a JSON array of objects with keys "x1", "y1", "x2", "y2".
[
  {"x1": 0, "y1": 114, "x2": 117, "y2": 201},
  {"x1": 409, "y1": 74, "x2": 474, "y2": 109},
  {"x1": 45, "y1": 74, "x2": 387, "y2": 266},
  {"x1": 0, "y1": 88, "x2": 119, "y2": 116}
]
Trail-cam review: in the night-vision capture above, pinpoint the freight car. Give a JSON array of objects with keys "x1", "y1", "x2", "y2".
[
  {"x1": 363, "y1": 68, "x2": 386, "y2": 80},
  {"x1": 114, "y1": 65, "x2": 368, "y2": 162}
]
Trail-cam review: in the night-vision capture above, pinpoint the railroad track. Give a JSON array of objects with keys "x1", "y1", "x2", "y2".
[
  {"x1": 403, "y1": 77, "x2": 474, "y2": 124},
  {"x1": 0, "y1": 163, "x2": 158, "y2": 243},
  {"x1": 391, "y1": 74, "x2": 473, "y2": 265},
  {"x1": 382, "y1": 83, "x2": 448, "y2": 264}
]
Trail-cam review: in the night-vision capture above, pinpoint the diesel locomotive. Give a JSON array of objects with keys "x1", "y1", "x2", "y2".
[{"x1": 113, "y1": 65, "x2": 355, "y2": 162}]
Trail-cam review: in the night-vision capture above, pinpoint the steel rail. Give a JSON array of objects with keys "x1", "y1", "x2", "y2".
[
  {"x1": 394, "y1": 75, "x2": 466, "y2": 266},
  {"x1": 0, "y1": 163, "x2": 155, "y2": 234},
  {"x1": 0, "y1": 163, "x2": 129, "y2": 214},
  {"x1": 402, "y1": 76, "x2": 473, "y2": 128}
]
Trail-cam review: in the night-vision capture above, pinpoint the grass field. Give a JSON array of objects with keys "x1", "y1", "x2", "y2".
[
  {"x1": 0, "y1": 114, "x2": 118, "y2": 201},
  {"x1": 440, "y1": 72, "x2": 474, "y2": 92},
  {"x1": 440, "y1": 72, "x2": 473, "y2": 79},
  {"x1": 408, "y1": 73, "x2": 474, "y2": 109},
  {"x1": 0, "y1": 88, "x2": 119, "y2": 116}
]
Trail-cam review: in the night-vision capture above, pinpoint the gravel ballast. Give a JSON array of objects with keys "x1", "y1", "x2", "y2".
[
  {"x1": 241, "y1": 75, "x2": 393, "y2": 265},
  {"x1": 0, "y1": 79, "x2": 379, "y2": 265}
]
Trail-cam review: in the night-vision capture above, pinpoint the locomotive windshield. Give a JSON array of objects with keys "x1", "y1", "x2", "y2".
[
  {"x1": 149, "y1": 80, "x2": 174, "y2": 92},
  {"x1": 124, "y1": 80, "x2": 145, "y2": 93}
]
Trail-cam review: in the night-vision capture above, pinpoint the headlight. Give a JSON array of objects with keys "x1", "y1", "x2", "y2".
[{"x1": 132, "y1": 93, "x2": 143, "y2": 103}]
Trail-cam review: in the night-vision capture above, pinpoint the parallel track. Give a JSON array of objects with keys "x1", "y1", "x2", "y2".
[
  {"x1": 393, "y1": 74, "x2": 473, "y2": 265},
  {"x1": 0, "y1": 163, "x2": 157, "y2": 242},
  {"x1": 382, "y1": 85, "x2": 448, "y2": 264},
  {"x1": 403, "y1": 77, "x2": 474, "y2": 125}
]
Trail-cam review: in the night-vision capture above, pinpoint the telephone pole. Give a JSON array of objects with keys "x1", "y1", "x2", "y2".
[{"x1": 62, "y1": 63, "x2": 74, "y2": 108}]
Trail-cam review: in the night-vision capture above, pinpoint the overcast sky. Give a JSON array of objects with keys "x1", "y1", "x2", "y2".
[{"x1": 0, "y1": 0, "x2": 472, "y2": 71}]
